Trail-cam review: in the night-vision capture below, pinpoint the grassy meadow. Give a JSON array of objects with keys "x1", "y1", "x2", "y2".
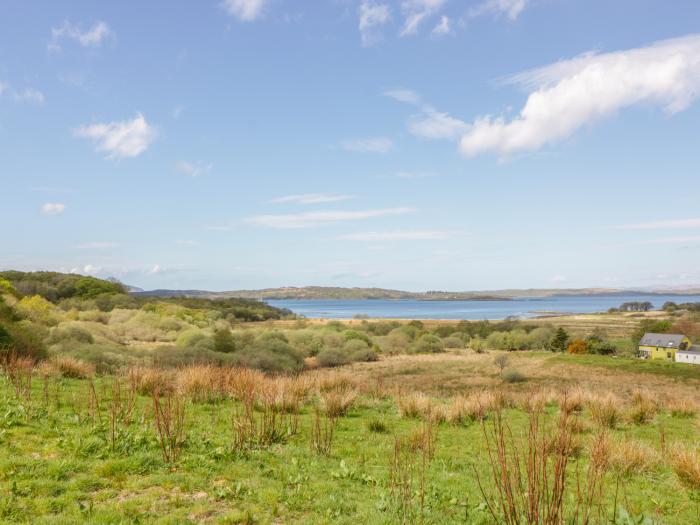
[
  {"x1": 1, "y1": 352, "x2": 700, "y2": 524},
  {"x1": 2, "y1": 272, "x2": 700, "y2": 523}
]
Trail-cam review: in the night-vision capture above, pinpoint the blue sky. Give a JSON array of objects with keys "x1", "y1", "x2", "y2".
[{"x1": 2, "y1": 0, "x2": 700, "y2": 292}]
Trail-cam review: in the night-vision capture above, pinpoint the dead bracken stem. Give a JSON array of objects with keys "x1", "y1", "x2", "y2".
[
  {"x1": 152, "y1": 388, "x2": 186, "y2": 465},
  {"x1": 310, "y1": 406, "x2": 336, "y2": 455}
]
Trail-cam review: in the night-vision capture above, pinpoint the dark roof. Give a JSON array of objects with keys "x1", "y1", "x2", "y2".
[
  {"x1": 679, "y1": 345, "x2": 700, "y2": 355},
  {"x1": 639, "y1": 333, "x2": 687, "y2": 348}
]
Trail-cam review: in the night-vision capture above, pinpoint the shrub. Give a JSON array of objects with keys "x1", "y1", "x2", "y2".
[
  {"x1": 549, "y1": 327, "x2": 569, "y2": 352},
  {"x1": 0, "y1": 321, "x2": 47, "y2": 360},
  {"x1": 502, "y1": 369, "x2": 526, "y2": 383},
  {"x1": 378, "y1": 329, "x2": 411, "y2": 354},
  {"x1": 411, "y1": 334, "x2": 444, "y2": 353},
  {"x1": 342, "y1": 329, "x2": 371, "y2": 345},
  {"x1": 213, "y1": 328, "x2": 236, "y2": 353},
  {"x1": 287, "y1": 330, "x2": 324, "y2": 357},
  {"x1": 567, "y1": 339, "x2": 588, "y2": 355},
  {"x1": 316, "y1": 348, "x2": 349, "y2": 368},
  {"x1": 442, "y1": 336, "x2": 464, "y2": 349},
  {"x1": 47, "y1": 324, "x2": 95, "y2": 345},
  {"x1": 342, "y1": 339, "x2": 378, "y2": 362}
]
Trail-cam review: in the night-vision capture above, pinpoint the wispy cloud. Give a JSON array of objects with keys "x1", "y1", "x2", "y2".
[
  {"x1": 460, "y1": 34, "x2": 700, "y2": 157},
  {"x1": 0, "y1": 82, "x2": 45, "y2": 105},
  {"x1": 548, "y1": 274, "x2": 568, "y2": 283},
  {"x1": 76, "y1": 242, "x2": 118, "y2": 249},
  {"x1": 358, "y1": 1, "x2": 391, "y2": 46},
  {"x1": 337, "y1": 230, "x2": 452, "y2": 241},
  {"x1": 175, "y1": 240, "x2": 197, "y2": 246},
  {"x1": 41, "y1": 203, "x2": 65, "y2": 215},
  {"x1": 49, "y1": 21, "x2": 114, "y2": 51},
  {"x1": 392, "y1": 171, "x2": 437, "y2": 179},
  {"x1": 268, "y1": 193, "x2": 354, "y2": 205},
  {"x1": 176, "y1": 160, "x2": 212, "y2": 177},
  {"x1": 245, "y1": 207, "x2": 414, "y2": 229},
  {"x1": 409, "y1": 106, "x2": 469, "y2": 140},
  {"x1": 469, "y1": 0, "x2": 528, "y2": 21},
  {"x1": 221, "y1": 0, "x2": 266, "y2": 21},
  {"x1": 75, "y1": 113, "x2": 156, "y2": 159},
  {"x1": 432, "y1": 15, "x2": 451, "y2": 35},
  {"x1": 341, "y1": 137, "x2": 393, "y2": 153},
  {"x1": 400, "y1": 0, "x2": 446, "y2": 36},
  {"x1": 383, "y1": 88, "x2": 421, "y2": 105},
  {"x1": 617, "y1": 218, "x2": 700, "y2": 230}
]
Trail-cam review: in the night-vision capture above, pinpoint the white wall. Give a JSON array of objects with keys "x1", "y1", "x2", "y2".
[{"x1": 675, "y1": 352, "x2": 700, "y2": 365}]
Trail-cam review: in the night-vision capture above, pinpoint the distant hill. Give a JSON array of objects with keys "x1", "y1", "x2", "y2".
[{"x1": 131, "y1": 285, "x2": 700, "y2": 301}]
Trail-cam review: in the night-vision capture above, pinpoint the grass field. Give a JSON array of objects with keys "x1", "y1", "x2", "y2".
[{"x1": 1, "y1": 351, "x2": 700, "y2": 524}]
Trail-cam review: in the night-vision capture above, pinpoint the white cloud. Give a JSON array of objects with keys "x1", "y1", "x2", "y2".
[
  {"x1": 400, "y1": 0, "x2": 446, "y2": 36},
  {"x1": 469, "y1": 0, "x2": 528, "y2": 20},
  {"x1": 172, "y1": 105, "x2": 185, "y2": 119},
  {"x1": 269, "y1": 193, "x2": 354, "y2": 205},
  {"x1": 245, "y1": 207, "x2": 414, "y2": 229},
  {"x1": 409, "y1": 107, "x2": 469, "y2": 139},
  {"x1": 618, "y1": 218, "x2": 700, "y2": 230},
  {"x1": 432, "y1": 15, "x2": 450, "y2": 35},
  {"x1": 75, "y1": 264, "x2": 102, "y2": 276},
  {"x1": 222, "y1": 0, "x2": 266, "y2": 21},
  {"x1": 76, "y1": 242, "x2": 118, "y2": 249},
  {"x1": 175, "y1": 240, "x2": 197, "y2": 246},
  {"x1": 0, "y1": 83, "x2": 45, "y2": 105},
  {"x1": 383, "y1": 88, "x2": 421, "y2": 105},
  {"x1": 460, "y1": 34, "x2": 700, "y2": 157},
  {"x1": 341, "y1": 137, "x2": 393, "y2": 153},
  {"x1": 50, "y1": 21, "x2": 114, "y2": 50},
  {"x1": 41, "y1": 203, "x2": 65, "y2": 215},
  {"x1": 338, "y1": 230, "x2": 452, "y2": 241},
  {"x1": 75, "y1": 113, "x2": 156, "y2": 159},
  {"x1": 150, "y1": 264, "x2": 163, "y2": 274},
  {"x1": 549, "y1": 275, "x2": 568, "y2": 283},
  {"x1": 176, "y1": 160, "x2": 212, "y2": 177},
  {"x1": 358, "y1": 2, "x2": 391, "y2": 46}
]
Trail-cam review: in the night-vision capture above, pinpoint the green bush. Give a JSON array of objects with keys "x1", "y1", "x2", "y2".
[
  {"x1": 343, "y1": 339, "x2": 377, "y2": 362},
  {"x1": 316, "y1": 348, "x2": 349, "y2": 367},
  {"x1": 412, "y1": 334, "x2": 444, "y2": 353},
  {"x1": 213, "y1": 328, "x2": 236, "y2": 353},
  {"x1": 442, "y1": 335, "x2": 464, "y2": 349},
  {"x1": 502, "y1": 369, "x2": 526, "y2": 383},
  {"x1": 342, "y1": 329, "x2": 371, "y2": 345}
]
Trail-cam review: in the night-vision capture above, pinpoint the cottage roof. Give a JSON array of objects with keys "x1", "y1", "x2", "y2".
[
  {"x1": 639, "y1": 333, "x2": 687, "y2": 348},
  {"x1": 678, "y1": 345, "x2": 700, "y2": 355}
]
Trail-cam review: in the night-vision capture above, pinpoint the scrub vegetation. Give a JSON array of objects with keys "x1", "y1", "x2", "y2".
[{"x1": 2, "y1": 272, "x2": 700, "y2": 523}]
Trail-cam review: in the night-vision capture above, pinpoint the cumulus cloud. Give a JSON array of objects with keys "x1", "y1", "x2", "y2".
[
  {"x1": 460, "y1": 34, "x2": 700, "y2": 157},
  {"x1": 400, "y1": 0, "x2": 446, "y2": 36},
  {"x1": 41, "y1": 203, "x2": 65, "y2": 215},
  {"x1": 222, "y1": 0, "x2": 266, "y2": 21},
  {"x1": 358, "y1": 1, "x2": 391, "y2": 46},
  {"x1": 70, "y1": 264, "x2": 102, "y2": 276},
  {"x1": 469, "y1": 0, "x2": 528, "y2": 20},
  {"x1": 338, "y1": 230, "x2": 452, "y2": 241},
  {"x1": 245, "y1": 207, "x2": 414, "y2": 229},
  {"x1": 75, "y1": 113, "x2": 156, "y2": 159},
  {"x1": 269, "y1": 193, "x2": 354, "y2": 205},
  {"x1": 341, "y1": 137, "x2": 393, "y2": 153},
  {"x1": 49, "y1": 21, "x2": 114, "y2": 51},
  {"x1": 176, "y1": 160, "x2": 212, "y2": 177},
  {"x1": 617, "y1": 218, "x2": 700, "y2": 230},
  {"x1": 549, "y1": 275, "x2": 568, "y2": 283}
]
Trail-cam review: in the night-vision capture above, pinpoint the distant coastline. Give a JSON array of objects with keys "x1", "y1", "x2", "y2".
[{"x1": 133, "y1": 285, "x2": 700, "y2": 302}]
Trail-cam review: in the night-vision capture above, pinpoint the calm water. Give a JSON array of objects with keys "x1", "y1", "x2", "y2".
[{"x1": 268, "y1": 295, "x2": 700, "y2": 320}]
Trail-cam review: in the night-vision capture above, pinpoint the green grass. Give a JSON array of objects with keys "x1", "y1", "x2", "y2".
[
  {"x1": 0, "y1": 374, "x2": 699, "y2": 524},
  {"x1": 547, "y1": 352, "x2": 700, "y2": 380}
]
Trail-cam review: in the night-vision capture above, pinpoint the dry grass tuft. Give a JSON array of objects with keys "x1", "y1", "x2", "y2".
[
  {"x1": 609, "y1": 439, "x2": 659, "y2": 475},
  {"x1": 666, "y1": 398, "x2": 698, "y2": 418},
  {"x1": 669, "y1": 444, "x2": 700, "y2": 490},
  {"x1": 52, "y1": 356, "x2": 95, "y2": 379},
  {"x1": 175, "y1": 365, "x2": 229, "y2": 403},
  {"x1": 628, "y1": 389, "x2": 658, "y2": 425},
  {"x1": 587, "y1": 392, "x2": 621, "y2": 429},
  {"x1": 320, "y1": 387, "x2": 358, "y2": 418},
  {"x1": 397, "y1": 392, "x2": 445, "y2": 422},
  {"x1": 128, "y1": 366, "x2": 173, "y2": 396},
  {"x1": 557, "y1": 387, "x2": 587, "y2": 415}
]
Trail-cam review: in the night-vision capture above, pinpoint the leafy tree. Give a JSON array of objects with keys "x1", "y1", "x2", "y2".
[
  {"x1": 412, "y1": 333, "x2": 444, "y2": 353},
  {"x1": 213, "y1": 328, "x2": 236, "y2": 353},
  {"x1": 549, "y1": 327, "x2": 570, "y2": 352},
  {"x1": 631, "y1": 319, "x2": 672, "y2": 344},
  {"x1": 493, "y1": 354, "x2": 509, "y2": 374},
  {"x1": 0, "y1": 278, "x2": 17, "y2": 297}
]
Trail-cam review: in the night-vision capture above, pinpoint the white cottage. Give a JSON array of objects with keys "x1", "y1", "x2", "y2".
[{"x1": 675, "y1": 345, "x2": 700, "y2": 365}]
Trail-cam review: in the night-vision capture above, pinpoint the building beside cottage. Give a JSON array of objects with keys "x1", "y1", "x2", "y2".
[
  {"x1": 675, "y1": 345, "x2": 700, "y2": 365},
  {"x1": 638, "y1": 333, "x2": 691, "y2": 361}
]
